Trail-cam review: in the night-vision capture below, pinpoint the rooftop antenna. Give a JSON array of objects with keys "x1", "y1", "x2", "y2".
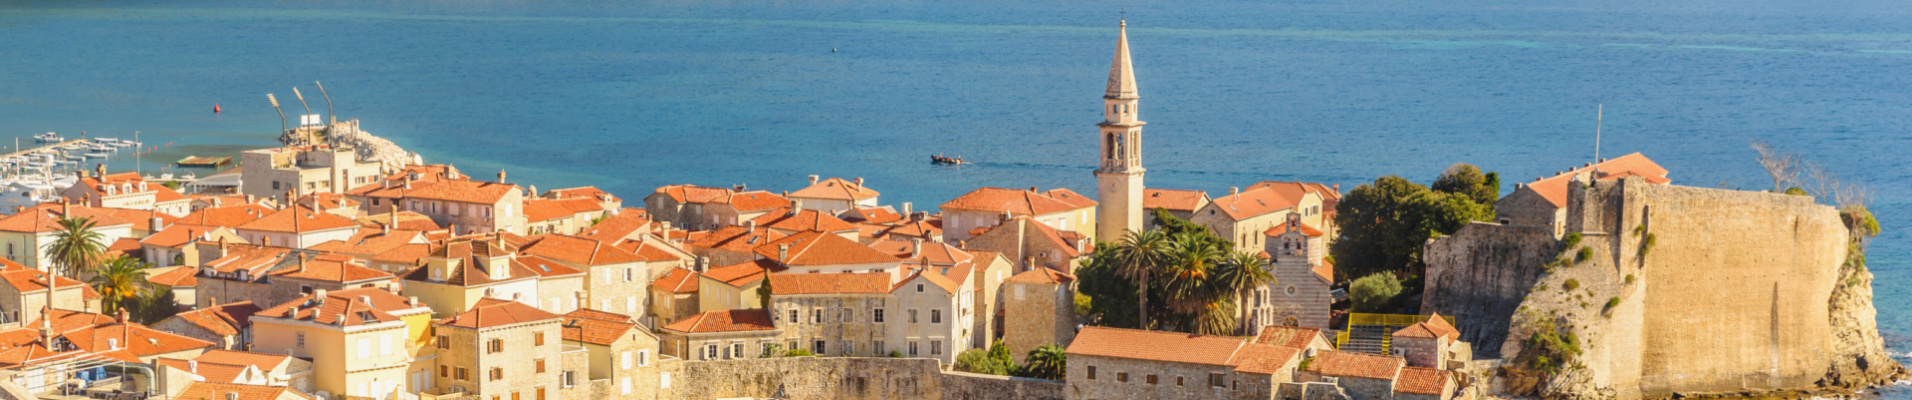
[
  {"x1": 267, "y1": 94, "x2": 287, "y2": 136},
  {"x1": 134, "y1": 131, "x2": 140, "y2": 177},
  {"x1": 1593, "y1": 103, "x2": 1604, "y2": 179},
  {"x1": 315, "y1": 81, "x2": 335, "y2": 125}
]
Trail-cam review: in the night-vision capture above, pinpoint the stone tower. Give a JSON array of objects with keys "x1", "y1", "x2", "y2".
[{"x1": 1095, "y1": 20, "x2": 1146, "y2": 243}]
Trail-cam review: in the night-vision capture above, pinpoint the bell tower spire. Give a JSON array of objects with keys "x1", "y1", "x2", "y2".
[{"x1": 1095, "y1": 19, "x2": 1146, "y2": 243}]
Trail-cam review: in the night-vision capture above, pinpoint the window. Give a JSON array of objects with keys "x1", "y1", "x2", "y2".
[
  {"x1": 873, "y1": 308, "x2": 884, "y2": 323},
  {"x1": 1087, "y1": 366, "x2": 1097, "y2": 380},
  {"x1": 761, "y1": 343, "x2": 777, "y2": 357},
  {"x1": 841, "y1": 308, "x2": 854, "y2": 322},
  {"x1": 561, "y1": 371, "x2": 576, "y2": 388},
  {"x1": 908, "y1": 341, "x2": 919, "y2": 356},
  {"x1": 873, "y1": 340, "x2": 885, "y2": 355},
  {"x1": 661, "y1": 373, "x2": 671, "y2": 389},
  {"x1": 813, "y1": 340, "x2": 826, "y2": 354},
  {"x1": 788, "y1": 310, "x2": 798, "y2": 323},
  {"x1": 1117, "y1": 372, "x2": 1128, "y2": 383},
  {"x1": 840, "y1": 340, "x2": 853, "y2": 355},
  {"x1": 1177, "y1": 376, "x2": 1185, "y2": 386},
  {"x1": 639, "y1": 350, "x2": 651, "y2": 366},
  {"x1": 930, "y1": 310, "x2": 941, "y2": 324},
  {"x1": 916, "y1": 284, "x2": 924, "y2": 292},
  {"x1": 624, "y1": 268, "x2": 634, "y2": 282},
  {"x1": 511, "y1": 391, "x2": 519, "y2": 400},
  {"x1": 490, "y1": 367, "x2": 502, "y2": 381},
  {"x1": 535, "y1": 359, "x2": 546, "y2": 373},
  {"x1": 908, "y1": 309, "x2": 918, "y2": 323},
  {"x1": 357, "y1": 338, "x2": 370, "y2": 359},
  {"x1": 622, "y1": 351, "x2": 634, "y2": 369},
  {"x1": 488, "y1": 338, "x2": 503, "y2": 353},
  {"x1": 704, "y1": 345, "x2": 717, "y2": 360},
  {"x1": 931, "y1": 340, "x2": 941, "y2": 355},
  {"x1": 620, "y1": 377, "x2": 631, "y2": 395},
  {"x1": 439, "y1": 366, "x2": 448, "y2": 378},
  {"x1": 1147, "y1": 375, "x2": 1158, "y2": 385},
  {"x1": 296, "y1": 332, "x2": 305, "y2": 348},
  {"x1": 455, "y1": 367, "x2": 468, "y2": 380},
  {"x1": 535, "y1": 388, "x2": 545, "y2": 400},
  {"x1": 1208, "y1": 373, "x2": 1225, "y2": 387},
  {"x1": 787, "y1": 341, "x2": 798, "y2": 353},
  {"x1": 730, "y1": 343, "x2": 744, "y2": 359},
  {"x1": 535, "y1": 332, "x2": 545, "y2": 346},
  {"x1": 380, "y1": 335, "x2": 392, "y2": 356},
  {"x1": 812, "y1": 310, "x2": 822, "y2": 323},
  {"x1": 438, "y1": 335, "x2": 450, "y2": 349}
]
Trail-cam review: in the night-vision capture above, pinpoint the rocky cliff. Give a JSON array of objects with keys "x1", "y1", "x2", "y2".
[
  {"x1": 1424, "y1": 177, "x2": 1904, "y2": 400},
  {"x1": 280, "y1": 119, "x2": 416, "y2": 171}
]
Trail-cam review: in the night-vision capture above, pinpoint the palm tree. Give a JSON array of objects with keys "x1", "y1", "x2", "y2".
[
  {"x1": 1111, "y1": 230, "x2": 1171, "y2": 329},
  {"x1": 1213, "y1": 250, "x2": 1275, "y2": 335},
  {"x1": 45, "y1": 217, "x2": 107, "y2": 279},
  {"x1": 90, "y1": 257, "x2": 148, "y2": 316},
  {"x1": 1021, "y1": 344, "x2": 1068, "y2": 380},
  {"x1": 1160, "y1": 233, "x2": 1223, "y2": 314},
  {"x1": 1188, "y1": 297, "x2": 1238, "y2": 336}
]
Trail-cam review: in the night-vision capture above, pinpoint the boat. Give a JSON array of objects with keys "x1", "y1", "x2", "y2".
[
  {"x1": 34, "y1": 132, "x2": 61, "y2": 143},
  {"x1": 930, "y1": 154, "x2": 966, "y2": 165},
  {"x1": 84, "y1": 152, "x2": 111, "y2": 158}
]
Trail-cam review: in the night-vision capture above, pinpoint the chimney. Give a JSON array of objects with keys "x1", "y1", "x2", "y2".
[
  {"x1": 382, "y1": 222, "x2": 390, "y2": 235},
  {"x1": 409, "y1": 296, "x2": 420, "y2": 307},
  {"x1": 314, "y1": 289, "x2": 327, "y2": 302},
  {"x1": 791, "y1": 200, "x2": 803, "y2": 212},
  {"x1": 188, "y1": 360, "x2": 197, "y2": 373},
  {"x1": 777, "y1": 243, "x2": 790, "y2": 263},
  {"x1": 497, "y1": 169, "x2": 507, "y2": 183},
  {"x1": 61, "y1": 198, "x2": 69, "y2": 217},
  {"x1": 210, "y1": 297, "x2": 218, "y2": 306},
  {"x1": 148, "y1": 217, "x2": 164, "y2": 233},
  {"x1": 95, "y1": 163, "x2": 106, "y2": 179},
  {"x1": 911, "y1": 212, "x2": 928, "y2": 222},
  {"x1": 360, "y1": 295, "x2": 372, "y2": 304},
  {"x1": 1024, "y1": 256, "x2": 1036, "y2": 272},
  {"x1": 1229, "y1": 187, "x2": 1240, "y2": 195},
  {"x1": 218, "y1": 237, "x2": 228, "y2": 253},
  {"x1": 901, "y1": 202, "x2": 913, "y2": 216},
  {"x1": 296, "y1": 253, "x2": 307, "y2": 273},
  {"x1": 696, "y1": 256, "x2": 710, "y2": 273},
  {"x1": 1028, "y1": 186, "x2": 1037, "y2": 192},
  {"x1": 335, "y1": 314, "x2": 346, "y2": 326},
  {"x1": 853, "y1": 177, "x2": 864, "y2": 190},
  {"x1": 287, "y1": 305, "x2": 299, "y2": 317},
  {"x1": 117, "y1": 307, "x2": 126, "y2": 324},
  {"x1": 245, "y1": 194, "x2": 256, "y2": 204},
  {"x1": 807, "y1": 175, "x2": 819, "y2": 185},
  {"x1": 1333, "y1": 184, "x2": 1340, "y2": 193},
  {"x1": 529, "y1": 185, "x2": 538, "y2": 197},
  {"x1": 910, "y1": 238, "x2": 923, "y2": 259},
  {"x1": 403, "y1": 178, "x2": 412, "y2": 190},
  {"x1": 262, "y1": 236, "x2": 271, "y2": 247},
  {"x1": 745, "y1": 220, "x2": 757, "y2": 233}
]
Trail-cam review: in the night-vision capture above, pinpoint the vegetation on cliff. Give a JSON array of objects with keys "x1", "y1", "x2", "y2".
[{"x1": 1330, "y1": 163, "x2": 1499, "y2": 310}]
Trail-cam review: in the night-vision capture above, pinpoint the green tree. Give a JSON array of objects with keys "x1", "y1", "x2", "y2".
[
  {"x1": 756, "y1": 269, "x2": 775, "y2": 308},
  {"x1": 783, "y1": 348, "x2": 816, "y2": 357},
  {"x1": 89, "y1": 257, "x2": 148, "y2": 316},
  {"x1": 1212, "y1": 250, "x2": 1274, "y2": 335},
  {"x1": 954, "y1": 349, "x2": 1006, "y2": 375},
  {"x1": 1349, "y1": 273, "x2": 1402, "y2": 313},
  {"x1": 1073, "y1": 248, "x2": 1140, "y2": 329},
  {"x1": 131, "y1": 285, "x2": 179, "y2": 325},
  {"x1": 1161, "y1": 234, "x2": 1227, "y2": 334},
  {"x1": 1331, "y1": 175, "x2": 1494, "y2": 283},
  {"x1": 45, "y1": 217, "x2": 107, "y2": 280},
  {"x1": 759, "y1": 343, "x2": 784, "y2": 358},
  {"x1": 1431, "y1": 163, "x2": 1501, "y2": 206},
  {"x1": 1111, "y1": 230, "x2": 1171, "y2": 329},
  {"x1": 1020, "y1": 344, "x2": 1068, "y2": 380}
]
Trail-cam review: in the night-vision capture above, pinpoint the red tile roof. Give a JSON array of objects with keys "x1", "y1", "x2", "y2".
[
  {"x1": 306, "y1": 229, "x2": 425, "y2": 258},
  {"x1": 789, "y1": 177, "x2": 880, "y2": 201},
  {"x1": 751, "y1": 208, "x2": 859, "y2": 233},
  {"x1": 518, "y1": 255, "x2": 586, "y2": 278},
  {"x1": 236, "y1": 205, "x2": 360, "y2": 233},
  {"x1": 560, "y1": 308, "x2": 640, "y2": 346},
  {"x1": 0, "y1": 268, "x2": 86, "y2": 293},
  {"x1": 145, "y1": 266, "x2": 199, "y2": 287},
  {"x1": 1246, "y1": 181, "x2": 1342, "y2": 204},
  {"x1": 842, "y1": 207, "x2": 903, "y2": 224},
  {"x1": 940, "y1": 187, "x2": 1097, "y2": 216},
  {"x1": 402, "y1": 179, "x2": 523, "y2": 204},
  {"x1": 711, "y1": 191, "x2": 790, "y2": 212},
  {"x1": 753, "y1": 230, "x2": 901, "y2": 267},
  {"x1": 766, "y1": 272, "x2": 892, "y2": 295},
  {"x1": 523, "y1": 199, "x2": 575, "y2": 223},
  {"x1": 0, "y1": 203, "x2": 132, "y2": 233},
  {"x1": 651, "y1": 185, "x2": 734, "y2": 204},
  {"x1": 659, "y1": 309, "x2": 777, "y2": 334},
  {"x1": 1392, "y1": 313, "x2": 1462, "y2": 341},
  {"x1": 545, "y1": 186, "x2": 616, "y2": 201},
  {"x1": 176, "y1": 382, "x2": 312, "y2": 400},
  {"x1": 703, "y1": 260, "x2": 772, "y2": 287},
  {"x1": 1393, "y1": 367, "x2": 1451, "y2": 395},
  {"x1": 1306, "y1": 351, "x2": 1405, "y2": 380},
  {"x1": 869, "y1": 239, "x2": 971, "y2": 266},
  {"x1": 1525, "y1": 152, "x2": 1669, "y2": 208},
  {"x1": 579, "y1": 209, "x2": 652, "y2": 243},
  {"x1": 256, "y1": 288, "x2": 422, "y2": 327},
  {"x1": 141, "y1": 224, "x2": 226, "y2": 248},
  {"x1": 178, "y1": 204, "x2": 275, "y2": 228},
  {"x1": 268, "y1": 254, "x2": 394, "y2": 283},
  {"x1": 1144, "y1": 189, "x2": 1210, "y2": 212},
  {"x1": 192, "y1": 349, "x2": 294, "y2": 371},
  {"x1": 437, "y1": 298, "x2": 559, "y2": 329},
  {"x1": 1228, "y1": 343, "x2": 1302, "y2": 375},
  {"x1": 686, "y1": 225, "x2": 786, "y2": 254},
  {"x1": 649, "y1": 268, "x2": 700, "y2": 294},
  {"x1": 1254, "y1": 326, "x2": 1326, "y2": 349},
  {"x1": 1265, "y1": 222, "x2": 1325, "y2": 238},
  {"x1": 1005, "y1": 268, "x2": 1075, "y2": 285},
  {"x1": 879, "y1": 220, "x2": 942, "y2": 240},
  {"x1": 165, "y1": 302, "x2": 260, "y2": 337},
  {"x1": 897, "y1": 269, "x2": 960, "y2": 293},
  {"x1": 520, "y1": 234, "x2": 645, "y2": 266},
  {"x1": 1208, "y1": 184, "x2": 1310, "y2": 221},
  {"x1": 1068, "y1": 326, "x2": 1247, "y2": 367},
  {"x1": 156, "y1": 357, "x2": 252, "y2": 383}
]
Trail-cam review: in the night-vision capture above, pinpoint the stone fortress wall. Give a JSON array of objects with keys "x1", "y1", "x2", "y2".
[
  {"x1": 663, "y1": 357, "x2": 1063, "y2": 400},
  {"x1": 1423, "y1": 177, "x2": 1903, "y2": 399}
]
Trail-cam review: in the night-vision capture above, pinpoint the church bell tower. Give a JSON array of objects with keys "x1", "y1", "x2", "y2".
[{"x1": 1095, "y1": 20, "x2": 1145, "y2": 243}]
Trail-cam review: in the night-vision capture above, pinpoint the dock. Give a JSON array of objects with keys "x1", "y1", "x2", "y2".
[{"x1": 0, "y1": 139, "x2": 89, "y2": 160}]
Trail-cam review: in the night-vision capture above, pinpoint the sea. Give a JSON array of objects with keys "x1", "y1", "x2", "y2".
[{"x1": 3, "y1": 0, "x2": 1912, "y2": 392}]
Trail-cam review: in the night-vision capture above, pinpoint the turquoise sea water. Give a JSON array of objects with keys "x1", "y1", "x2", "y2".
[{"x1": 5, "y1": 0, "x2": 1912, "y2": 390}]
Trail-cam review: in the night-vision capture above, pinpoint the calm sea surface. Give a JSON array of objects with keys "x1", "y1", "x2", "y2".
[{"x1": 5, "y1": 0, "x2": 1912, "y2": 390}]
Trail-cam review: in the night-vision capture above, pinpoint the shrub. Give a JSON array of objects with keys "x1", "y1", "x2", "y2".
[
  {"x1": 1562, "y1": 279, "x2": 1580, "y2": 292},
  {"x1": 1350, "y1": 273, "x2": 1403, "y2": 313},
  {"x1": 1533, "y1": 283, "x2": 1549, "y2": 292},
  {"x1": 889, "y1": 350, "x2": 904, "y2": 358},
  {"x1": 1605, "y1": 297, "x2": 1622, "y2": 310},
  {"x1": 1297, "y1": 356, "x2": 1315, "y2": 372},
  {"x1": 1624, "y1": 274, "x2": 1635, "y2": 284},
  {"x1": 1560, "y1": 232, "x2": 1582, "y2": 250},
  {"x1": 1517, "y1": 312, "x2": 1582, "y2": 375},
  {"x1": 1639, "y1": 233, "x2": 1657, "y2": 257},
  {"x1": 1575, "y1": 247, "x2": 1593, "y2": 263},
  {"x1": 954, "y1": 349, "x2": 1005, "y2": 375},
  {"x1": 759, "y1": 343, "x2": 784, "y2": 358},
  {"x1": 783, "y1": 349, "x2": 817, "y2": 357}
]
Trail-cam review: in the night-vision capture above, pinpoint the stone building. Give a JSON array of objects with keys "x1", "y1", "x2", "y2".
[
  {"x1": 965, "y1": 216, "x2": 1091, "y2": 273},
  {"x1": 765, "y1": 273, "x2": 892, "y2": 357},
  {"x1": 518, "y1": 234, "x2": 661, "y2": 318},
  {"x1": 1389, "y1": 314, "x2": 1470, "y2": 370},
  {"x1": 1252, "y1": 325, "x2": 1335, "y2": 356},
  {"x1": 558, "y1": 308, "x2": 663, "y2": 398},
  {"x1": 749, "y1": 208, "x2": 861, "y2": 241},
  {"x1": 1141, "y1": 188, "x2": 1211, "y2": 231},
  {"x1": 1093, "y1": 19, "x2": 1145, "y2": 244},
  {"x1": 153, "y1": 350, "x2": 314, "y2": 390},
  {"x1": 250, "y1": 288, "x2": 432, "y2": 399},
  {"x1": 939, "y1": 187, "x2": 1096, "y2": 243},
  {"x1": 0, "y1": 202, "x2": 134, "y2": 269},
  {"x1": 144, "y1": 265, "x2": 201, "y2": 308},
  {"x1": 518, "y1": 255, "x2": 587, "y2": 314},
  {"x1": 1065, "y1": 325, "x2": 1302, "y2": 400},
  {"x1": 1493, "y1": 152, "x2": 1668, "y2": 238},
  {"x1": 152, "y1": 301, "x2": 262, "y2": 350},
  {"x1": 644, "y1": 185, "x2": 789, "y2": 231},
  {"x1": 1391, "y1": 367, "x2": 1456, "y2": 400},
  {"x1": 61, "y1": 171, "x2": 193, "y2": 217},
  {"x1": 1188, "y1": 182, "x2": 1334, "y2": 253},
  {"x1": 194, "y1": 243, "x2": 356, "y2": 309},
  {"x1": 239, "y1": 145, "x2": 386, "y2": 202},
  {"x1": 787, "y1": 176, "x2": 880, "y2": 213},
  {"x1": 696, "y1": 259, "x2": 770, "y2": 312},
  {"x1": 658, "y1": 308, "x2": 780, "y2": 360},
  {"x1": 1301, "y1": 351, "x2": 1444, "y2": 400},
  {"x1": 647, "y1": 267, "x2": 700, "y2": 328},
  {"x1": 683, "y1": 224, "x2": 785, "y2": 267},
  {"x1": 140, "y1": 224, "x2": 246, "y2": 268},
  {"x1": 430, "y1": 298, "x2": 564, "y2": 399},
  {"x1": 399, "y1": 237, "x2": 543, "y2": 317},
  {"x1": 1002, "y1": 268, "x2": 1075, "y2": 364},
  {"x1": 1256, "y1": 214, "x2": 1334, "y2": 329},
  {"x1": 756, "y1": 230, "x2": 905, "y2": 280},
  {"x1": 888, "y1": 269, "x2": 971, "y2": 364},
  {"x1": 170, "y1": 382, "x2": 314, "y2": 400}
]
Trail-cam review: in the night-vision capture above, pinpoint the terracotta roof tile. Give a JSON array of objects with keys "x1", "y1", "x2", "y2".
[
  {"x1": 939, "y1": 187, "x2": 1096, "y2": 216},
  {"x1": 686, "y1": 225, "x2": 785, "y2": 254},
  {"x1": 660, "y1": 309, "x2": 776, "y2": 334},
  {"x1": 1265, "y1": 222, "x2": 1325, "y2": 238},
  {"x1": 0, "y1": 203, "x2": 132, "y2": 233},
  {"x1": 896, "y1": 269, "x2": 960, "y2": 293},
  {"x1": 165, "y1": 302, "x2": 260, "y2": 337},
  {"x1": 651, "y1": 185, "x2": 733, "y2": 204},
  {"x1": 256, "y1": 288, "x2": 422, "y2": 327},
  {"x1": 703, "y1": 260, "x2": 772, "y2": 287},
  {"x1": 841, "y1": 207, "x2": 903, "y2": 224},
  {"x1": 752, "y1": 231, "x2": 899, "y2": 267},
  {"x1": 1392, "y1": 313, "x2": 1461, "y2": 341},
  {"x1": 751, "y1": 208, "x2": 859, "y2": 233},
  {"x1": 579, "y1": 209, "x2": 652, "y2": 243},
  {"x1": 145, "y1": 266, "x2": 200, "y2": 287},
  {"x1": 235, "y1": 205, "x2": 360, "y2": 233},
  {"x1": 788, "y1": 177, "x2": 880, "y2": 201},
  {"x1": 1393, "y1": 367, "x2": 1451, "y2": 395},
  {"x1": 1228, "y1": 343, "x2": 1302, "y2": 375},
  {"x1": 650, "y1": 268, "x2": 700, "y2": 293},
  {"x1": 1207, "y1": 184, "x2": 1308, "y2": 221},
  {"x1": 1525, "y1": 152, "x2": 1669, "y2": 208},
  {"x1": 436, "y1": 297, "x2": 559, "y2": 329},
  {"x1": 523, "y1": 199, "x2": 575, "y2": 223},
  {"x1": 1246, "y1": 181, "x2": 1342, "y2": 204},
  {"x1": 192, "y1": 349, "x2": 293, "y2": 371},
  {"x1": 1144, "y1": 189, "x2": 1210, "y2": 212},
  {"x1": 1006, "y1": 268, "x2": 1075, "y2": 284},
  {"x1": 766, "y1": 272, "x2": 891, "y2": 295},
  {"x1": 0, "y1": 268, "x2": 86, "y2": 293},
  {"x1": 878, "y1": 220, "x2": 942, "y2": 240},
  {"x1": 268, "y1": 255, "x2": 393, "y2": 283},
  {"x1": 869, "y1": 239, "x2": 971, "y2": 266},
  {"x1": 1254, "y1": 326, "x2": 1326, "y2": 349},
  {"x1": 1067, "y1": 326, "x2": 1246, "y2": 366},
  {"x1": 545, "y1": 186, "x2": 615, "y2": 201},
  {"x1": 402, "y1": 179, "x2": 522, "y2": 204},
  {"x1": 712, "y1": 191, "x2": 790, "y2": 212},
  {"x1": 141, "y1": 224, "x2": 227, "y2": 249},
  {"x1": 560, "y1": 308, "x2": 639, "y2": 346},
  {"x1": 1306, "y1": 351, "x2": 1405, "y2": 380},
  {"x1": 520, "y1": 234, "x2": 645, "y2": 266},
  {"x1": 156, "y1": 357, "x2": 252, "y2": 383},
  {"x1": 178, "y1": 205, "x2": 275, "y2": 229},
  {"x1": 176, "y1": 382, "x2": 311, "y2": 400}
]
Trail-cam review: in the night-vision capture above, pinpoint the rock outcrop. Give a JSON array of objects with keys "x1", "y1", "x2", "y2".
[
  {"x1": 280, "y1": 119, "x2": 415, "y2": 171},
  {"x1": 1424, "y1": 177, "x2": 1905, "y2": 399}
]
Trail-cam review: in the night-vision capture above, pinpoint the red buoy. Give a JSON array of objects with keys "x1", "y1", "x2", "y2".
[{"x1": 214, "y1": 104, "x2": 221, "y2": 113}]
